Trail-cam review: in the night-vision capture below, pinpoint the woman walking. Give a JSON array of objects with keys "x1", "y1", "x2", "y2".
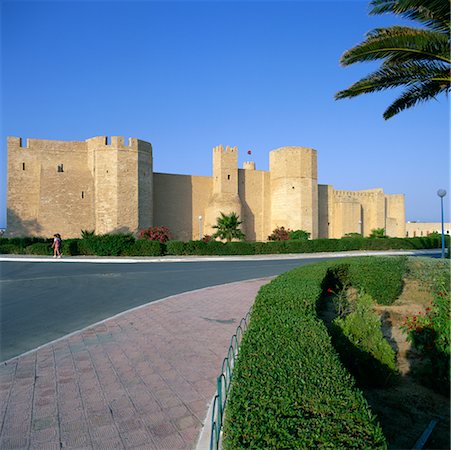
[{"x1": 52, "y1": 233, "x2": 62, "y2": 258}]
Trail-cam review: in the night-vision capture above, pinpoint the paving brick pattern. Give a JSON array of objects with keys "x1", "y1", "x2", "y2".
[{"x1": 0, "y1": 278, "x2": 270, "y2": 449}]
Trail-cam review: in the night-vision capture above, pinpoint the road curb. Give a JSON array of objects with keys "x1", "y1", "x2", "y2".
[{"x1": 0, "y1": 249, "x2": 441, "y2": 264}]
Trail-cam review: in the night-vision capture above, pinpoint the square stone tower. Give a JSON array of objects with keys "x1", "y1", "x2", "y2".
[
  {"x1": 6, "y1": 136, "x2": 153, "y2": 237},
  {"x1": 204, "y1": 145, "x2": 243, "y2": 235}
]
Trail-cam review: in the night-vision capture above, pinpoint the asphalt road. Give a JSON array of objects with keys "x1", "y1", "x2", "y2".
[{"x1": 0, "y1": 258, "x2": 330, "y2": 362}]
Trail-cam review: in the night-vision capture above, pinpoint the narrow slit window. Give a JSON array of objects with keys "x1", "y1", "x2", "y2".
[
  {"x1": 22, "y1": 163, "x2": 25, "y2": 171},
  {"x1": 227, "y1": 174, "x2": 230, "y2": 180},
  {"x1": 57, "y1": 164, "x2": 64, "y2": 173},
  {"x1": 81, "y1": 191, "x2": 85, "y2": 199}
]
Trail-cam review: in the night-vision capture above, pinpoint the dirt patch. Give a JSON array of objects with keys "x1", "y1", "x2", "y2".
[{"x1": 318, "y1": 278, "x2": 450, "y2": 450}]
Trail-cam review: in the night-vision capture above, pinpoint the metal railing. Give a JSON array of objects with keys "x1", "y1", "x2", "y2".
[{"x1": 210, "y1": 307, "x2": 252, "y2": 450}]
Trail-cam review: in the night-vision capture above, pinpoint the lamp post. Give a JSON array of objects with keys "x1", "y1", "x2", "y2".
[
  {"x1": 198, "y1": 215, "x2": 203, "y2": 240},
  {"x1": 437, "y1": 189, "x2": 447, "y2": 258}
]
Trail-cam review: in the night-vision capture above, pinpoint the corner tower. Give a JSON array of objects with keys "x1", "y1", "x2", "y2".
[
  {"x1": 269, "y1": 146, "x2": 318, "y2": 238},
  {"x1": 86, "y1": 136, "x2": 153, "y2": 235},
  {"x1": 204, "y1": 145, "x2": 243, "y2": 236}
]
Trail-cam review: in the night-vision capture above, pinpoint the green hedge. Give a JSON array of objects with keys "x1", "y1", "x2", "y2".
[
  {"x1": 0, "y1": 243, "x2": 24, "y2": 254},
  {"x1": 75, "y1": 234, "x2": 135, "y2": 256},
  {"x1": 121, "y1": 240, "x2": 163, "y2": 256},
  {"x1": 24, "y1": 242, "x2": 53, "y2": 255},
  {"x1": 223, "y1": 258, "x2": 391, "y2": 449},
  {"x1": 61, "y1": 239, "x2": 81, "y2": 256},
  {"x1": 348, "y1": 256, "x2": 407, "y2": 305},
  {"x1": 0, "y1": 235, "x2": 446, "y2": 256},
  {"x1": 162, "y1": 236, "x2": 444, "y2": 256}
]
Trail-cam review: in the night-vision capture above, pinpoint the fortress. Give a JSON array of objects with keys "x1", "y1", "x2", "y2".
[{"x1": 6, "y1": 136, "x2": 406, "y2": 240}]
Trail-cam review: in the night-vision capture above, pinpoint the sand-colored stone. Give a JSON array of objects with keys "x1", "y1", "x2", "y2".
[
  {"x1": 406, "y1": 222, "x2": 451, "y2": 237},
  {"x1": 6, "y1": 136, "x2": 406, "y2": 240}
]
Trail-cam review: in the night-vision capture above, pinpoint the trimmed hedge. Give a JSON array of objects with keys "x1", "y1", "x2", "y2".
[
  {"x1": 75, "y1": 234, "x2": 135, "y2": 256},
  {"x1": 223, "y1": 258, "x2": 392, "y2": 449},
  {"x1": 0, "y1": 243, "x2": 24, "y2": 254},
  {"x1": 0, "y1": 235, "x2": 446, "y2": 256},
  {"x1": 24, "y1": 242, "x2": 53, "y2": 255},
  {"x1": 347, "y1": 256, "x2": 407, "y2": 305},
  {"x1": 121, "y1": 240, "x2": 163, "y2": 256},
  {"x1": 161, "y1": 236, "x2": 445, "y2": 256}
]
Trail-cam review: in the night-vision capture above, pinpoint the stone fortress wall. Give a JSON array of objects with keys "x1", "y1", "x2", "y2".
[
  {"x1": 405, "y1": 222, "x2": 451, "y2": 237},
  {"x1": 6, "y1": 136, "x2": 406, "y2": 240}
]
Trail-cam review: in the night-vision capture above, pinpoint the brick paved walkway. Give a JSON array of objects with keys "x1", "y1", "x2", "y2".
[{"x1": 0, "y1": 278, "x2": 270, "y2": 450}]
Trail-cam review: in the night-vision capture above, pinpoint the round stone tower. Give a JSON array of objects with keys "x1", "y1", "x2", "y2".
[{"x1": 269, "y1": 146, "x2": 318, "y2": 238}]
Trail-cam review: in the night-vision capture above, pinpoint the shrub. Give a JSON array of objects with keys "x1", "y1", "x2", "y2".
[
  {"x1": 337, "y1": 237, "x2": 364, "y2": 251},
  {"x1": 220, "y1": 241, "x2": 255, "y2": 255},
  {"x1": 81, "y1": 233, "x2": 135, "y2": 256},
  {"x1": 332, "y1": 293, "x2": 397, "y2": 386},
  {"x1": 288, "y1": 229, "x2": 310, "y2": 240},
  {"x1": 401, "y1": 288, "x2": 450, "y2": 393},
  {"x1": 4, "y1": 237, "x2": 47, "y2": 249},
  {"x1": 205, "y1": 240, "x2": 226, "y2": 255},
  {"x1": 24, "y1": 243, "x2": 52, "y2": 255},
  {"x1": 122, "y1": 239, "x2": 163, "y2": 256},
  {"x1": 184, "y1": 240, "x2": 208, "y2": 255},
  {"x1": 61, "y1": 239, "x2": 81, "y2": 256},
  {"x1": 369, "y1": 228, "x2": 387, "y2": 238},
  {"x1": 80, "y1": 229, "x2": 95, "y2": 239},
  {"x1": 0, "y1": 243, "x2": 24, "y2": 254},
  {"x1": 267, "y1": 226, "x2": 290, "y2": 241},
  {"x1": 139, "y1": 226, "x2": 171, "y2": 243},
  {"x1": 166, "y1": 240, "x2": 185, "y2": 255}
]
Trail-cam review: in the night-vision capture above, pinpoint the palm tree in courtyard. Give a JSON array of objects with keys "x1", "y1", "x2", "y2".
[
  {"x1": 335, "y1": 0, "x2": 450, "y2": 119},
  {"x1": 212, "y1": 212, "x2": 245, "y2": 242}
]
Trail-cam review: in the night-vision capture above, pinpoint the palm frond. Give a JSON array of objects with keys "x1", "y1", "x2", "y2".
[
  {"x1": 383, "y1": 79, "x2": 447, "y2": 118},
  {"x1": 340, "y1": 26, "x2": 450, "y2": 65},
  {"x1": 335, "y1": 0, "x2": 450, "y2": 118},
  {"x1": 336, "y1": 61, "x2": 450, "y2": 99},
  {"x1": 370, "y1": 0, "x2": 450, "y2": 32}
]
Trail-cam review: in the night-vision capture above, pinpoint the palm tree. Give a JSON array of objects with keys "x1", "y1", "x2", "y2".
[
  {"x1": 335, "y1": 0, "x2": 450, "y2": 119},
  {"x1": 212, "y1": 212, "x2": 245, "y2": 242}
]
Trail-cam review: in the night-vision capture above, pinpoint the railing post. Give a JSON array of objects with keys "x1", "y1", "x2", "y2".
[{"x1": 209, "y1": 307, "x2": 253, "y2": 450}]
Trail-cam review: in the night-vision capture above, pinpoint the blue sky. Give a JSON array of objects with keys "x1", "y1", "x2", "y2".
[{"x1": 1, "y1": 0, "x2": 449, "y2": 229}]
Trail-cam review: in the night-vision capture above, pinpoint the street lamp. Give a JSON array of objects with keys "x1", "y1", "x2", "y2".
[
  {"x1": 198, "y1": 215, "x2": 203, "y2": 240},
  {"x1": 437, "y1": 189, "x2": 447, "y2": 258}
]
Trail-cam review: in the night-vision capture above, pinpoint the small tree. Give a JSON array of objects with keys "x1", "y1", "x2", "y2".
[
  {"x1": 212, "y1": 212, "x2": 245, "y2": 242},
  {"x1": 369, "y1": 228, "x2": 386, "y2": 238},
  {"x1": 268, "y1": 226, "x2": 290, "y2": 241}
]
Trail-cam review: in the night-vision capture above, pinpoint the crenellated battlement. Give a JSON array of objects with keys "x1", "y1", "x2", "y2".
[
  {"x1": 334, "y1": 188, "x2": 384, "y2": 198},
  {"x1": 243, "y1": 161, "x2": 256, "y2": 170},
  {"x1": 86, "y1": 136, "x2": 151, "y2": 151},
  {"x1": 7, "y1": 137, "x2": 29, "y2": 148},
  {"x1": 213, "y1": 145, "x2": 237, "y2": 154}
]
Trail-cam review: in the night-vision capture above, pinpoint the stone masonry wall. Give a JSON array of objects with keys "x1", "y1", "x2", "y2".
[
  {"x1": 269, "y1": 147, "x2": 318, "y2": 238},
  {"x1": 6, "y1": 136, "x2": 406, "y2": 241}
]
